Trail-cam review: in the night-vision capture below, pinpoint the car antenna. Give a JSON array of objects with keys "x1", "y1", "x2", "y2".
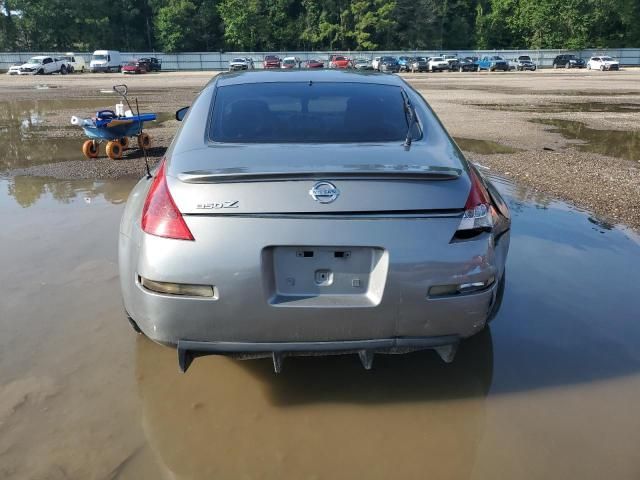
[
  {"x1": 401, "y1": 90, "x2": 417, "y2": 151},
  {"x1": 135, "y1": 97, "x2": 152, "y2": 179}
]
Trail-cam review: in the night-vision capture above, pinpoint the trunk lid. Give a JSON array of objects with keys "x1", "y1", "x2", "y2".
[{"x1": 167, "y1": 143, "x2": 471, "y2": 215}]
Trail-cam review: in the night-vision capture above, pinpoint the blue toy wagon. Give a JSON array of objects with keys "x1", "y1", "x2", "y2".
[{"x1": 72, "y1": 85, "x2": 157, "y2": 159}]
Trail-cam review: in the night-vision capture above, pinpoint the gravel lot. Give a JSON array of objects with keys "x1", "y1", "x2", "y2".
[{"x1": 1, "y1": 69, "x2": 639, "y2": 229}]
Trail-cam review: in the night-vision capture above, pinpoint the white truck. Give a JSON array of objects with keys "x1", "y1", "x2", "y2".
[
  {"x1": 61, "y1": 52, "x2": 87, "y2": 73},
  {"x1": 90, "y1": 50, "x2": 122, "y2": 73},
  {"x1": 18, "y1": 56, "x2": 71, "y2": 75}
]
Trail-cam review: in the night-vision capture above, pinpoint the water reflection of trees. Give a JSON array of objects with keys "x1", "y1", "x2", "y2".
[{"x1": 7, "y1": 176, "x2": 134, "y2": 208}]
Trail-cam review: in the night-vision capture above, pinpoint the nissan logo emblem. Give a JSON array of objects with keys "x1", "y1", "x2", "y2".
[{"x1": 309, "y1": 181, "x2": 339, "y2": 204}]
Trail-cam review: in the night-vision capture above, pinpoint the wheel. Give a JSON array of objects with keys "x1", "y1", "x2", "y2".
[
  {"x1": 118, "y1": 137, "x2": 130, "y2": 149},
  {"x1": 81, "y1": 66, "x2": 85, "y2": 73},
  {"x1": 106, "y1": 141, "x2": 123, "y2": 159},
  {"x1": 37, "y1": 68, "x2": 44, "y2": 75},
  {"x1": 60, "y1": 65, "x2": 67, "y2": 75},
  {"x1": 126, "y1": 311, "x2": 143, "y2": 334},
  {"x1": 82, "y1": 140, "x2": 99, "y2": 159},
  {"x1": 486, "y1": 272, "x2": 506, "y2": 323},
  {"x1": 137, "y1": 132, "x2": 151, "y2": 149}
]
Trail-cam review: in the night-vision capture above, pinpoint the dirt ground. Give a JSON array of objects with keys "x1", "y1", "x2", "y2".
[{"x1": 1, "y1": 69, "x2": 639, "y2": 229}]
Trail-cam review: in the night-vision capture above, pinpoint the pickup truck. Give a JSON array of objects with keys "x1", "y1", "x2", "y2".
[
  {"x1": 509, "y1": 55, "x2": 537, "y2": 71},
  {"x1": 19, "y1": 56, "x2": 70, "y2": 75},
  {"x1": 477, "y1": 55, "x2": 509, "y2": 72}
]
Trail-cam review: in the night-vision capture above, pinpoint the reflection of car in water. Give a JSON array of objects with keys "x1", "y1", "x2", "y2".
[{"x1": 132, "y1": 329, "x2": 494, "y2": 478}]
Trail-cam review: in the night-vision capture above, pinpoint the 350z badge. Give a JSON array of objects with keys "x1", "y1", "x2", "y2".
[{"x1": 196, "y1": 201, "x2": 239, "y2": 210}]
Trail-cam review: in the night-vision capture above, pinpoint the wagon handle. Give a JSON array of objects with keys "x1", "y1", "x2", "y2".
[{"x1": 113, "y1": 84, "x2": 128, "y2": 97}]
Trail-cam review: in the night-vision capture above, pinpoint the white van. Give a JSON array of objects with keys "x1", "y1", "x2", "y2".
[
  {"x1": 62, "y1": 52, "x2": 87, "y2": 73},
  {"x1": 90, "y1": 50, "x2": 122, "y2": 73}
]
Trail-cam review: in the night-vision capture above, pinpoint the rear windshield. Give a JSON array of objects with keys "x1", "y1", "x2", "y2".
[{"x1": 209, "y1": 82, "x2": 421, "y2": 144}]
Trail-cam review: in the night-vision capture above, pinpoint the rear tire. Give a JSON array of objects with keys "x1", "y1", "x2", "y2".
[
  {"x1": 137, "y1": 132, "x2": 151, "y2": 149},
  {"x1": 487, "y1": 272, "x2": 506, "y2": 323},
  {"x1": 126, "y1": 313, "x2": 143, "y2": 334},
  {"x1": 106, "y1": 141, "x2": 123, "y2": 160},
  {"x1": 82, "y1": 140, "x2": 99, "y2": 159},
  {"x1": 60, "y1": 65, "x2": 67, "y2": 75}
]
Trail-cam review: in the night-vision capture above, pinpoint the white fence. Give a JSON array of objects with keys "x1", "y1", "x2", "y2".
[{"x1": 2, "y1": 48, "x2": 640, "y2": 71}]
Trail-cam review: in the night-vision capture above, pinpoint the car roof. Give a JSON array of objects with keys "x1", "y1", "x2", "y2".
[{"x1": 212, "y1": 70, "x2": 408, "y2": 88}]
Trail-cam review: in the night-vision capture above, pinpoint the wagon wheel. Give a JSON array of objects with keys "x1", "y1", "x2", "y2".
[
  {"x1": 118, "y1": 137, "x2": 130, "y2": 149},
  {"x1": 82, "y1": 140, "x2": 99, "y2": 159},
  {"x1": 137, "y1": 132, "x2": 151, "y2": 150},
  {"x1": 106, "y1": 141, "x2": 123, "y2": 160}
]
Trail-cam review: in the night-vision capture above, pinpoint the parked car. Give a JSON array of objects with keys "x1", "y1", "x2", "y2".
[
  {"x1": 281, "y1": 57, "x2": 301, "y2": 69},
  {"x1": 410, "y1": 57, "x2": 429, "y2": 73},
  {"x1": 587, "y1": 56, "x2": 620, "y2": 71},
  {"x1": 139, "y1": 57, "x2": 162, "y2": 72},
  {"x1": 442, "y1": 54, "x2": 460, "y2": 70},
  {"x1": 428, "y1": 57, "x2": 449, "y2": 72},
  {"x1": 353, "y1": 57, "x2": 373, "y2": 70},
  {"x1": 229, "y1": 57, "x2": 252, "y2": 71},
  {"x1": 509, "y1": 55, "x2": 536, "y2": 71},
  {"x1": 478, "y1": 56, "x2": 509, "y2": 72},
  {"x1": 329, "y1": 55, "x2": 352, "y2": 69},
  {"x1": 263, "y1": 55, "x2": 281, "y2": 69},
  {"x1": 122, "y1": 60, "x2": 147, "y2": 74},
  {"x1": 6, "y1": 62, "x2": 22, "y2": 75},
  {"x1": 19, "y1": 56, "x2": 70, "y2": 75},
  {"x1": 119, "y1": 70, "x2": 511, "y2": 373},
  {"x1": 90, "y1": 50, "x2": 122, "y2": 73},
  {"x1": 372, "y1": 56, "x2": 381, "y2": 70},
  {"x1": 378, "y1": 56, "x2": 400, "y2": 73},
  {"x1": 305, "y1": 59, "x2": 324, "y2": 69},
  {"x1": 61, "y1": 53, "x2": 86, "y2": 73},
  {"x1": 398, "y1": 56, "x2": 413, "y2": 72},
  {"x1": 458, "y1": 57, "x2": 479, "y2": 72},
  {"x1": 552, "y1": 54, "x2": 585, "y2": 69}
]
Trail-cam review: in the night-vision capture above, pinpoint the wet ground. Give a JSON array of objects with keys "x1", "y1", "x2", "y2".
[
  {"x1": 1, "y1": 70, "x2": 640, "y2": 478},
  {"x1": 1, "y1": 171, "x2": 639, "y2": 479},
  {"x1": 531, "y1": 118, "x2": 640, "y2": 161}
]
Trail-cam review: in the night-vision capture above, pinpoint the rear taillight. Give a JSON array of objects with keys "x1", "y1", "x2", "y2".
[
  {"x1": 456, "y1": 168, "x2": 497, "y2": 235},
  {"x1": 141, "y1": 161, "x2": 194, "y2": 241}
]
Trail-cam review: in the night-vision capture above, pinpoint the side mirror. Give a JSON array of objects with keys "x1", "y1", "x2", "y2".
[{"x1": 175, "y1": 106, "x2": 189, "y2": 122}]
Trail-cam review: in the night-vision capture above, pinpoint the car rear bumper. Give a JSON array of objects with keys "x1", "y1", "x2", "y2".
[{"x1": 121, "y1": 214, "x2": 509, "y2": 348}]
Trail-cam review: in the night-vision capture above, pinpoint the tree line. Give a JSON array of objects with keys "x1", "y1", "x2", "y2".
[{"x1": 1, "y1": 0, "x2": 638, "y2": 52}]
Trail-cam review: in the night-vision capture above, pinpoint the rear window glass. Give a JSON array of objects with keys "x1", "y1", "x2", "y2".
[{"x1": 209, "y1": 82, "x2": 421, "y2": 144}]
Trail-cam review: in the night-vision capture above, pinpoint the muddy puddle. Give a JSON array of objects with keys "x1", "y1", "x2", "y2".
[
  {"x1": 471, "y1": 101, "x2": 640, "y2": 113},
  {"x1": 454, "y1": 137, "x2": 522, "y2": 154},
  {"x1": 532, "y1": 118, "x2": 640, "y2": 161},
  {"x1": 0, "y1": 97, "x2": 172, "y2": 171},
  {"x1": 1, "y1": 172, "x2": 640, "y2": 479}
]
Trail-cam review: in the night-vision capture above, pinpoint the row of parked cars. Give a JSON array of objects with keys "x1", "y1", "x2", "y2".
[
  {"x1": 227, "y1": 53, "x2": 622, "y2": 73},
  {"x1": 6, "y1": 50, "x2": 162, "y2": 75}
]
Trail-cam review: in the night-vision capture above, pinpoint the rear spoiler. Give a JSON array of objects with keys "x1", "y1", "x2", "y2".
[{"x1": 177, "y1": 167, "x2": 462, "y2": 184}]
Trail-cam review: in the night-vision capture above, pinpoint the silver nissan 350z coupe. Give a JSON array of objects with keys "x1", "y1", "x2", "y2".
[{"x1": 119, "y1": 70, "x2": 510, "y2": 373}]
